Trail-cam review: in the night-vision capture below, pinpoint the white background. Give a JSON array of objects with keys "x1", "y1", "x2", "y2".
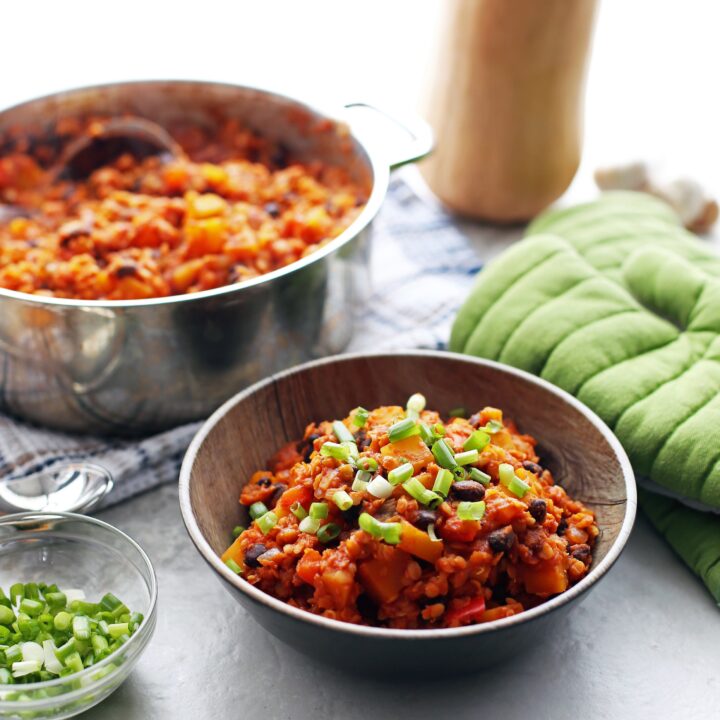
[{"x1": 2, "y1": 0, "x2": 719, "y2": 210}]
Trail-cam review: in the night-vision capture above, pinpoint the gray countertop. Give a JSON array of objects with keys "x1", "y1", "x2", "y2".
[{"x1": 84, "y1": 482, "x2": 719, "y2": 720}]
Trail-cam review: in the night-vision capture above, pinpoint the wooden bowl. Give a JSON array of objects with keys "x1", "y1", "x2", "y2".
[{"x1": 179, "y1": 351, "x2": 636, "y2": 673}]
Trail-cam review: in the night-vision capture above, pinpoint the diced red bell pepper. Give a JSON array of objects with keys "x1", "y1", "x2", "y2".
[{"x1": 445, "y1": 596, "x2": 486, "y2": 626}]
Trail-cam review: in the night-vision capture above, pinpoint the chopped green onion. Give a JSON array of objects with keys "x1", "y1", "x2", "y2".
[
  {"x1": 341, "y1": 441, "x2": 359, "y2": 460},
  {"x1": 402, "y1": 478, "x2": 443, "y2": 508},
  {"x1": 388, "y1": 418, "x2": 420, "y2": 443},
  {"x1": 231, "y1": 525, "x2": 245, "y2": 539},
  {"x1": 332, "y1": 420, "x2": 355, "y2": 444},
  {"x1": 464, "y1": 430, "x2": 490, "y2": 452},
  {"x1": 24, "y1": 583, "x2": 39, "y2": 601},
  {"x1": 388, "y1": 462, "x2": 414, "y2": 485},
  {"x1": 419, "y1": 422, "x2": 435, "y2": 446},
  {"x1": 352, "y1": 407, "x2": 369, "y2": 428},
  {"x1": 64, "y1": 652, "x2": 84, "y2": 674},
  {"x1": 108, "y1": 623, "x2": 130, "y2": 639},
  {"x1": 99, "y1": 592, "x2": 121, "y2": 612},
  {"x1": 469, "y1": 467, "x2": 492, "y2": 486},
  {"x1": 508, "y1": 476, "x2": 531, "y2": 498},
  {"x1": 54, "y1": 637, "x2": 76, "y2": 662},
  {"x1": 0, "y1": 605, "x2": 15, "y2": 625},
  {"x1": 225, "y1": 558, "x2": 242, "y2": 574},
  {"x1": 290, "y1": 502, "x2": 307, "y2": 520},
  {"x1": 333, "y1": 491, "x2": 353, "y2": 511},
  {"x1": 431, "y1": 439, "x2": 456, "y2": 469},
  {"x1": 432, "y1": 468, "x2": 454, "y2": 498},
  {"x1": 72, "y1": 615, "x2": 90, "y2": 641},
  {"x1": 299, "y1": 516, "x2": 321, "y2": 535},
  {"x1": 498, "y1": 463, "x2": 516, "y2": 487},
  {"x1": 12, "y1": 660, "x2": 41, "y2": 678},
  {"x1": 367, "y1": 476, "x2": 394, "y2": 499},
  {"x1": 457, "y1": 501, "x2": 486, "y2": 521},
  {"x1": 433, "y1": 422, "x2": 446, "y2": 437},
  {"x1": 256, "y1": 511, "x2": 278, "y2": 535},
  {"x1": 352, "y1": 471, "x2": 371, "y2": 492},
  {"x1": 320, "y1": 442, "x2": 351, "y2": 461},
  {"x1": 357, "y1": 456, "x2": 378, "y2": 473},
  {"x1": 455, "y1": 449, "x2": 479, "y2": 466},
  {"x1": 427, "y1": 523, "x2": 440, "y2": 542},
  {"x1": 482, "y1": 420, "x2": 503, "y2": 434},
  {"x1": 405, "y1": 393, "x2": 426, "y2": 421},
  {"x1": 53, "y1": 611, "x2": 72, "y2": 632},
  {"x1": 9, "y1": 583, "x2": 24, "y2": 605},
  {"x1": 249, "y1": 502, "x2": 269, "y2": 520},
  {"x1": 19, "y1": 599, "x2": 43, "y2": 618},
  {"x1": 309, "y1": 502, "x2": 329, "y2": 519},
  {"x1": 448, "y1": 407, "x2": 466, "y2": 418},
  {"x1": 358, "y1": 513, "x2": 402, "y2": 545},
  {"x1": 452, "y1": 466, "x2": 467, "y2": 481},
  {"x1": 317, "y1": 523, "x2": 341, "y2": 543}
]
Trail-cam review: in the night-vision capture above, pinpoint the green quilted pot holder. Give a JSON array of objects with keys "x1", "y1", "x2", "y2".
[{"x1": 451, "y1": 191, "x2": 720, "y2": 603}]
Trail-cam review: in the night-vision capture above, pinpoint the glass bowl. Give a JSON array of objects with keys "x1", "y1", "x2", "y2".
[{"x1": 0, "y1": 512, "x2": 157, "y2": 719}]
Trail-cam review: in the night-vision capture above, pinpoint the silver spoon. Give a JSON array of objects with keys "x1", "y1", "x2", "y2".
[{"x1": 0, "y1": 462, "x2": 114, "y2": 514}]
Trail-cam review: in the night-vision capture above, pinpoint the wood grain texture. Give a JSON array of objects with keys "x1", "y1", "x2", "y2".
[{"x1": 185, "y1": 351, "x2": 634, "y2": 574}]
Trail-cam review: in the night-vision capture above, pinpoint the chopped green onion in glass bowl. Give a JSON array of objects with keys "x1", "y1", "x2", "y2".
[{"x1": 0, "y1": 512, "x2": 157, "y2": 719}]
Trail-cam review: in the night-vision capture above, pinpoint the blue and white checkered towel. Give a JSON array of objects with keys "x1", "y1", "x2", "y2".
[{"x1": 0, "y1": 177, "x2": 482, "y2": 508}]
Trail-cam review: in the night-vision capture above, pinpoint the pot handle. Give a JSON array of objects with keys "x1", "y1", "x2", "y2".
[{"x1": 343, "y1": 102, "x2": 434, "y2": 170}]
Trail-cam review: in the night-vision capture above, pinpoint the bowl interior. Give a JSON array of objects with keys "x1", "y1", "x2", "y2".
[
  {"x1": 186, "y1": 352, "x2": 632, "y2": 575},
  {"x1": 0, "y1": 514, "x2": 154, "y2": 620}
]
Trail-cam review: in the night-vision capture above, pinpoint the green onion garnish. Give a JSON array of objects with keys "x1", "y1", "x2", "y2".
[
  {"x1": 317, "y1": 523, "x2": 341, "y2": 543},
  {"x1": 463, "y1": 430, "x2": 490, "y2": 452},
  {"x1": 498, "y1": 463, "x2": 516, "y2": 487},
  {"x1": 482, "y1": 420, "x2": 503, "y2": 434},
  {"x1": 291, "y1": 502, "x2": 307, "y2": 520},
  {"x1": 388, "y1": 462, "x2": 414, "y2": 485},
  {"x1": 299, "y1": 516, "x2": 321, "y2": 534},
  {"x1": 0, "y1": 605, "x2": 14, "y2": 625},
  {"x1": 427, "y1": 523, "x2": 440, "y2": 542},
  {"x1": 405, "y1": 393, "x2": 426, "y2": 421},
  {"x1": 508, "y1": 476, "x2": 531, "y2": 498},
  {"x1": 432, "y1": 468, "x2": 454, "y2": 498},
  {"x1": 333, "y1": 490, "x2": 353, "y2": 511},
  {"x1": 419, "y1": 422, "x2": 434, "y2": 446},
  {"x1": 452, "y1": 466, "x2": 467, "y2": 481},
  {"x1": 448, "y1": 407, "x2": 466, "y2": 418},
  {"x1": 320, "y1": 442, "x2": 351, "y2": 461},
  {"x1": 232, "y1": 525, "x2": 245, "y2": 538},
  {"x1": 256, "y1": 511, "x2": 278, "y2": 535},
  {"x1": 309, "y1": 502, "x2": 329, "y2": 519},
  {"x1": 433, "y1": 423, "x2": 446, "y2": 437},
  {"x1": 352, "y1": 471, "x2": 371, "y2": 492},
  {"x1": 72, "y1": 615, "x2": 91, "y2": 641},
  {"x1": 332, "y1": 420, "x2": 355, "y2": 444},
  {"x1": 469, "y1": 467, "x2": 492, "y2": 486},
  {"x1": 341, "y1": 441, "x2": 359, "y2": 460},
  {"x1": 431, "y1": 439, "x2": 456, "y2": 469},
  {"x1": 388, "y1": 418, "x2": 421, "y2": 443},
  {"x1": 454, "y1": 449, "x2": 479, "y2": 466},
  {"x1": 249, "y1": 502, "x2": 269, "y2": 520},
  {"x1": 357, "y1": 456, "x2": 378, "y2": 473},
  {"x1": 225, "y1": 558, "x2": 243, "y2": 574},
  {"x1": 457, "y1": 501, "x2": 486, "y2": 521},
  {"x1": 352, "y1": 407, "x2": 369, "y2": 428},
  {"x1": 367, "y1": 476, "x2": 394, "y2": 499},
  {"x1": 358, "y1": 513, "x2": 402, "y2": 545},
  {"x1": 19, "y1": 599, "x2": 43, "y2": 617},
  {"x1": 402, "y1": 478, "x2": 443, "y2": 508}
]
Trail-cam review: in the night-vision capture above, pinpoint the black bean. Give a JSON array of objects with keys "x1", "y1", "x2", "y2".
[
  {"x1": 356, "y1": 593, "x2": 378, "y2": 621},
  {"x1": 488, "y1": 527, "x2": 516, "y2": 554},
  {"x1": 528, "y1": 498, "x2": 547, "y2": 523},
  {"x1": 557, "y1": 518, "x2": 568, "y2": 536},
  {"x1": 355, "y1": 429, "x2": 371, "y2": 451},
  {"x1": 413, "y1": 509, "x2": 437, "y2": 530},
  {"x1": 522, "y1": 461, "x2": 543, "y2": 475},
  {"x1": 264, "y1": 201, "x2": 281, "y2": 218},
  {"x1": 271, "y1": 483, "x2": 287, "y2": 506},
  {"x1": 570, "y1": 544, "x2": 592, "y2": 563},
  {"x1": 298, "y1": 433, "x2": 321, "y2": 462},
  {"x1": 450, "y1": 480, "x2": 485, "y2": 502},
  {"x1": 244, "y1": 543, "x2": 267, "y2": 568},
  {"x1": 116, "y1": 264, "x2": 139, "y2": 280},
  {"x1": 257, "y1": 476, "x2": 272, "y2": 488},
  {"x1": 491, "y1": 577, "x2": 508, "y2": 603},
  {"x1": 341, "y1": 504, "x2": 362, "y2": 524}
]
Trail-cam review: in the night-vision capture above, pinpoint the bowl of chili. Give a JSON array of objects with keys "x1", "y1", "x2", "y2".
[{"x1": 179, "y1": 350, "x2": 636, "y2": 674}]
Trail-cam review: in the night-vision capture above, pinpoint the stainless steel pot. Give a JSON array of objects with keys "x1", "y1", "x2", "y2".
[{"x1": 0, "y1": 81, "x2": 432, "y2": 434}]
